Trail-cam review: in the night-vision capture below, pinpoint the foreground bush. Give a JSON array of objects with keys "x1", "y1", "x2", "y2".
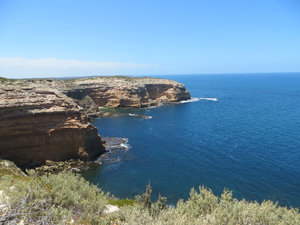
[
  {"x1": 104, "y1": 186, "x2": 300, "y2": 225},
  {"x1": 0, "y1": 168, "x2": 108, "y2": 224},
  {"x1": 0, "y1": 161, "x2": 299, "y2": 224}
]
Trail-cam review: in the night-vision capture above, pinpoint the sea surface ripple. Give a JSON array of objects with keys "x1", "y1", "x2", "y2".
[{"x1": 83, "y1": 73, "x2": 300, "y2": 208}]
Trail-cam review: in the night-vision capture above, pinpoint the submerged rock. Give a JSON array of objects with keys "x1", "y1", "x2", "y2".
[
  {"x1": 102, "y1": 137, "x2": 129, "y2": 151},
  {"x1": 99, "y1": 137, "x2": 130, "y2": 164}
]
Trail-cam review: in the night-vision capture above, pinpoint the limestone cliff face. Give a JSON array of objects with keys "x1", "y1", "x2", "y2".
[
  {"x1": 66, "y1": 77, "x2": 191, "y2": 108},
  {"x1": 0, "y1": 84, "x2": 105, "y2": 168}
]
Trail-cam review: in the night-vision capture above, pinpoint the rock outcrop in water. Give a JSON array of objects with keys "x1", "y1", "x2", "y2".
[{"x1": 0, "y1": 76, "x2": 190, "y2": 168}]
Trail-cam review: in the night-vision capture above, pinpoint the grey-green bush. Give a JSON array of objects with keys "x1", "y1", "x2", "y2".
[
  {"x1": 0, "y1": 170, "x2": 108, "y2": 224},
  {"x1": 105, "y1": 186, "x2": 300, "y2": 225}
]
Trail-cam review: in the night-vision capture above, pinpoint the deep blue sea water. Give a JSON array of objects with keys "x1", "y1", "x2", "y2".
[{"x1": 83, "y1": 73, "x2": 300, "y2": 208}]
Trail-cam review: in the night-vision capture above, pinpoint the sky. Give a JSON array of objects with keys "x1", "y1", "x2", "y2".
[{"x1": 0, "y1": 0, "x2": 300, "y2": 78}]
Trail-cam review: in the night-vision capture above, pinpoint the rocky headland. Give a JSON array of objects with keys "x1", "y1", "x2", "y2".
[
  {"x1": 0, "y1": 76, "x2": 191, "y2": 168},
  {"x1": 68, "y1": 76, "x2": 191, "y2": 108}
]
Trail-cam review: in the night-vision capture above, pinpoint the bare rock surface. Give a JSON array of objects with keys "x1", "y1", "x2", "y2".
[
  {"x1": 68, "y1": 76, "x2": 191, "y2": 108},
  {"x1": 33, "y1": 159, "x2": 100, "y2": 175},
  {"x1": 103, "y1": 204, "x2": 119, "y2": 214},
  {"x1": 0, "y1": 81, "x2": 105, "y2": 168}
]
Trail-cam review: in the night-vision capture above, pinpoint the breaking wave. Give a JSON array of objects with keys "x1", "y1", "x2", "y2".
[
  {"x1": 180, "y1": 97, "x2": 200, "y2": 103},
  {"x1": 180, "y1": 97, "x2": 218, "y2": 103},
  {"x1": 129, "y1": 113, "x2": 152, "y2": 119},
  {"x1": 119, "y1": 142, "x2": 131, "y2": 151},
  {"x1": 199, "y1": 97, "x2": 218, "y2": 101}
]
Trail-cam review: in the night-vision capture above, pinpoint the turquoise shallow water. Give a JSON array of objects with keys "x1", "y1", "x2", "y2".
[{"x1": 83, "y1": 73, "x2": 300, "y2": 207}]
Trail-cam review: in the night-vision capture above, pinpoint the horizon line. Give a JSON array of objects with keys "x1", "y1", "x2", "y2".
[{"x1": 1, "y1": 71, "x2": 300, "y2": 79}]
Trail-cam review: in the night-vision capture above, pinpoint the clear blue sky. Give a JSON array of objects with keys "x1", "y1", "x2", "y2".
[{"x1": 0, "y1": 0, "x2": 300, "y2": 77}]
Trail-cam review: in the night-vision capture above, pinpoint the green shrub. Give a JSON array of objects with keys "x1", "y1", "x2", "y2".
[
  {"x1": 0, "y1": 77, "x2": 16, "y2": 84},
  {"x1": 134, "y1": 183, "x2": 167, "y2": 218},
  {"x1": 176, "y1": 185, "x2": 218, "y2": 218},
  {"x1": 107, "y1": 198, "x2": 135, "y2": 207},
  {"x1": 104, "y1": 186, "x2": 300, "y2": 225},
  {"x1": 0, "y1": 170, "x2": 108, "y2": 224}
]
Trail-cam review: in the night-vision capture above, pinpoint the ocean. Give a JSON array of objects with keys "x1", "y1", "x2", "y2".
[{"x1": 83, "y1": 73, "x2": 300, "y2": 208}]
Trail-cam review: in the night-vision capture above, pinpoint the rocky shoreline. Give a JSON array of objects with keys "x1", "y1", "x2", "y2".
[
  {"x1": 0, "y1": 76, "x2": 191, "y2": 169},
  {"x1": 33, "y1": 159, "x2": 101, "y2": 175}
]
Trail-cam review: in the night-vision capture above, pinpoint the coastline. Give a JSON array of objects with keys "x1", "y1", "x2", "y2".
[{"x1": 0, "y1": 76, "x2": 191, "y2": 169}]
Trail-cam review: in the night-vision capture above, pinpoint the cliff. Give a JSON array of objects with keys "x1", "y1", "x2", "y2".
[
  {"x1": 66, "y1": 76, "x2": 191, "y2": 108},
  {"x1": 0, "y1": 76, "x2": 190, "y2": 168},
  {"x1": 0, "y1": 82, "x2": 105, "y2": 168}
]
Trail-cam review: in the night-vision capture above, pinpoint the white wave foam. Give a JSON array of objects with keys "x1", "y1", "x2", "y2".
[
  {"x1": 199, "y1": 97, "x2": 218, "y2": 101},
  {"x1": 180, "y1": 97, "x2": 218, "y2": 104},
  {"x1": 180, "y1": 97, "x2": 200, "y2": 103},
  {"x1": 128, "y1": 113, "x2": 152, "y2": 119},
  {"x1": 120, "y1": 143, "x2": 131, "y2": 151}
]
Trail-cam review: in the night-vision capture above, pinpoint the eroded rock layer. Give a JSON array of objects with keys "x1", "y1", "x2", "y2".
[
  {"x1": 0, "y1": 85, "x2": 105, "y2": 168},
  {"x1": 69, "y1": 77, "x2": 191, "y2": 108}
]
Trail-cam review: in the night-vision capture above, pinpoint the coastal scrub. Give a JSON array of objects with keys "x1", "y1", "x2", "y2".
[{"x1": 0, "y1": 160, "x2": 299, "y2": 224}]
